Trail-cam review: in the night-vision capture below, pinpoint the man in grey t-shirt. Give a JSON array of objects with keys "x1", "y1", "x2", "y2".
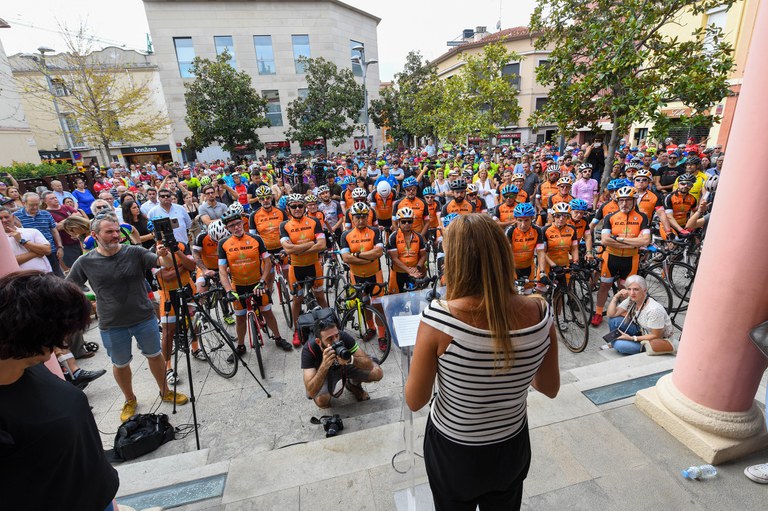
[
  {"x1": 66, "y1": 214, "x2": 189, "y2": 422},
  {"x1": 197, "y1": 184, "x2": 228, "y2": 226}
]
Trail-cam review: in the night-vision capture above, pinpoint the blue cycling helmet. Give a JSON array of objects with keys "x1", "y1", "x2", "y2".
[
  {"x1": 403, "y1": 176, "x2": 418, "y2": 189},
  {"x1": 607, "y1": 179, "x2": 625, "y2": 191},
  {"x1": 569, "y1": 198, "x2": 589, "y2": 211},
  {"x1": 277, "y1": 195, "x2": 288, "y2": 210},
  {"x1": 442, "y1": 213, "x2": 459, "y2": 227},
  {"x1": 501, "y1": 184, "x2": 519, "y2": 196},
  {"x1": 622, "y1": 178, "x2": 634, "y2": 187},
  {"x1": 344, "y1": 175, "x2": 356, "y2": 185},
  {"x1": 513, "y1": 202, "x2": 536, "y2": 218},
  {"x1": 422, "y1": 186, "x2": 436, "y2": 196},
  {"x1": 146, "y1": 219, "x2": 154, "y2": 232}
]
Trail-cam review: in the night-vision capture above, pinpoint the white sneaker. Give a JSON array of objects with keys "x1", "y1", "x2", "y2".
[
  {"x1": 744, "y1": 462, "x2": 768, "y2": 483},
  {"x1": 165, "y1": 369, "x2": 179, "y2": 386}
]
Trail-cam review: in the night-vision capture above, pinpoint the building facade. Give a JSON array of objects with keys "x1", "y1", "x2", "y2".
[
  {"x1": 431, "y1": 26, "x2": 554, "y2": 146},
  {"x1": 142, "y1": 0, "x2": 381, "y2": 161},
  {"x1": 628, "y1": 0, "x2": 760, "y2": 149},
  {"x1": 9, "y1": 47, "x2": 173, "y2": 167},
  {"x1": 0, "y1": 19, "x2": 41, "y2": 166}
]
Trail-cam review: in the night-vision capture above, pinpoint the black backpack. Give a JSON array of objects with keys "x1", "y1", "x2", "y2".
[{"x1": 107, "y1": 413, "x2": 175, "y2": 462}]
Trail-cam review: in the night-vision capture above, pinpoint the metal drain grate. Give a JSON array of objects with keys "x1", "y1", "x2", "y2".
[
  {"x1": 116, "y1": 473, "x2": 226, "y2": 510},
  {"x1": 581, "y1": 370, "x2": 672, "y2": 405}
]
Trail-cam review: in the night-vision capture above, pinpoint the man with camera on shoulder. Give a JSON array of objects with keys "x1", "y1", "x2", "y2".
[{"x1": 302, "y1": 319, "x2": 383, "y2": 408}]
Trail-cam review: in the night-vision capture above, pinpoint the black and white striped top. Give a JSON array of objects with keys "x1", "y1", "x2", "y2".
[{"x1": 421, "y1": 299, "x2": 552, "y2": 446}]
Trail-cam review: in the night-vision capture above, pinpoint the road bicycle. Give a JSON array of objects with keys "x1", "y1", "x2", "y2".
[
  {"x1": 271, "y1": 252, "x2": 293, "y2": 326},
  {"x1": 337, "y1": 281, "x2": 393, "y2": 363},
  {"x1": 517, "y1": 267, "x2": 590, "y2": 353},
  {"x1": 189, "y1": 288, "x2": 238, "y2": 378},
  {"x1": 227, "y1": 286, "x2": 272, "y2": 379}
]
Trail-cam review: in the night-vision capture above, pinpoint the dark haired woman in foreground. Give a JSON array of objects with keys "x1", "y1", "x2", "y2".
[
  {"x1": 406, "y1": 214, "x2": 560, "y2": 511},
  {"x1": 0, "y1": 271, "x2": 119, "y2": 510}
]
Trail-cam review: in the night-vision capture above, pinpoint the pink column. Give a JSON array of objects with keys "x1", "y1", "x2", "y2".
[
  {"x1": 671, "y1": 1, "x2": 768, "y2": 411},
  {"x1": 1, "y1": 233, "x2": 65, "y2": 379}
]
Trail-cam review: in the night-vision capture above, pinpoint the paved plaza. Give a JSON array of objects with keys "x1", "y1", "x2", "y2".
[{"x1": 72, "y1": 309, "x2": 768, "y2": 510}]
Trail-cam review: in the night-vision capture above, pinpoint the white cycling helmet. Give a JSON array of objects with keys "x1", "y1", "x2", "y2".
[
  {"x1": 352, "y1": 187, "x2": 368, "y2": 199},
  {"x1": 704, "y1": 175, "x2": 719, "y2": 192},
  {"x1": 227, "y1": 202, "x2": 244, "y2": 216},
  {"x1": 376, "y1": 181, "x2": 391, "y2": 198},
  {"x1": 207, "y1": 219, "x2": 229, "y2": 243}
]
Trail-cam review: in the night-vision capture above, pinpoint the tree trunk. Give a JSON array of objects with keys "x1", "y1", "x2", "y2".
[
  {"x1": 601, "y1": 125, "x2": 621, "y2": 188},
  {"x1": 100, "y1": 141, "x2": 112, "y2": 169}
]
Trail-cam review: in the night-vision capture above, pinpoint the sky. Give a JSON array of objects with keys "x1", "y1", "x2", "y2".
[{"x1": 1, "y1": 0, "x2": 538, "y2": 81}]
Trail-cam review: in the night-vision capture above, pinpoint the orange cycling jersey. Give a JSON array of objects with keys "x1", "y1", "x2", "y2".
[
  {"x1": 493, "y1": 203, "x2": 517, "y2": 224},
  {"x1": 506, "y1": 225, "x2": 544, "y2": 270},
  {"x1": 664, "y1": 191, "x2": 697, "y2": 225},
  {"x1": 279, "y1": 215, "x2": 324, "y2": 267},
  {"x1": 371, "y1": 192, "x2": 394, "y2": 220},
  {"x1": 217, "y1": 233, "x2": 268, "y2": 286},
  {"x1": 193, "y1": 232, "x2": 219, "y2": 270},
  {"x1": 342, "y1": 188, "x2": 356, "y2": 210},
  {"x1": 394, "y1": 197, "x2": 429, "y2": 232},
  {"x1": 426, "y1": 201, "x2": 439, "y2": 228},
  {"x1": 538, "y1": 181, "x2": 558, "y2": 206},
  {"x1": 602, "y1": 210, "x2": 650, "y2": 257},
  {"x1": 248, "y1": 206, "x2": 286, "y2": 251},
  {"x1": 470, "y1": 198, "x2": 485, "y2": 213},
  {"x1": 344, "y1": 207, "x2": 378, "y2": 228},
  {"x1": 568, "y1": 217, "x2": 588, "y2": 241},
  {"x1": 592, "y1": 200, "x2": 620, "y2": 226},
  {"x1": 387, "y1": 230, "x2": 425, "y2": 273},
  {"x1": 340, "y1": 226, "x2": 383, "y2": 277},
  {"x1": 636, "y1": 190, "x2": 664, "y2": 221},
  {"x1": 441, "y1": 199, "x2": 474, "y2": 216},
  {"x1": 307, "y1": 210, "x2": 326, "y2": 229},
  {"x1": 516, "y1": 190, "x2": 529, "y2": 204},
  {"x1": 157, "y1": 242, "x2": 195, "y2": 292},
  {"x1": 547, "y1": 193, "x2": 574, "y2": 209},
  {"x1": 542, "y1": 224, "x2": 578, "y2": 267}
]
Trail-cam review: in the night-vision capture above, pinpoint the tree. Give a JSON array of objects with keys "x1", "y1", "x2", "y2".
[
  {"x1": 184, "y1": 51, "x2": 270, "y2": 153},
  {"x1": 19, "y1": 25, "x2": 171, "y2": 165},
  {"x1": 530, "y1": 0, "x2": 736, "y2": 186},
  {"x1": 455, "y1": 42, "x2": 523, "y2": 141},
  {"x1": 285, "y1": 57, "x2": 364, "y2": 148},
  {"x1": 369, "y1": 85, "x2": 405, "y2": 145}
]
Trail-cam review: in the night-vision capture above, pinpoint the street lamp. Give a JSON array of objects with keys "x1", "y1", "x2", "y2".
[
  {"x1": 351, "y1": 45, "x2": 378, "y2": 151},
  {"x1": 22, "y1": 46, "x2": 75, "y2": 163}
]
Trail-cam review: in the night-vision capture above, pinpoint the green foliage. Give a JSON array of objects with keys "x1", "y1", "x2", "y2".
[
  {"x1": 285, "y1": 57, "x2": 364, "y2": 147},
  {"x1": 369, "y1": 86, "x2": 405, "y2": 142},
  {"x1": 184, "y1": 51, "x2": 271, "y2": 152},
  {"x1": 1, "y1": 162, "x2": 77, "y2": 179},
  {"x1": 529, "y1": 0, "x2": 736, "y2": 185},
  {"x1": 455, "y1": 43, "x2": 523, "y2": 139}
]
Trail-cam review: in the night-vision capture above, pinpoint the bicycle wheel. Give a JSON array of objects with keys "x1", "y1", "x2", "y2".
[
  {"x1": 663, "y1": 262, "x2": 696, "y2": 312},
  {"x1": 570, "y1": 274, "x2": 594, "y2": 316},
  {"x1": 214, "y1": 293, "x2": 238, "y2": 339},
  {"x1": 249, "y1": 315, "x2": 266, "y2": 379},
  {"x1": 276, "y1": 276, "x2": 293, "y2": 326},
  {"x1": 325, "y1": 272, "x2": 347, "y2": 312},
  {"x1": 641, "y1": 271, "x2": 673, "y2": 314},
  {"x1": 196, "y1": 313, "x2": 238, "y2": 378},
  {"x1": 340, "y1": 304, "x2": 392, "y2": 363},
  {"x1": 426, "y1": 242, "x2": 439, "y2": 278},
  {"x1": 553, "y1": 289, "x2": 589, "y2": 353}
]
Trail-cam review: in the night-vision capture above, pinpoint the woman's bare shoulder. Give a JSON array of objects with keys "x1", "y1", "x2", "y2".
[{"x1": 509, "y1": 295, "x2": 547, "y2": 329}]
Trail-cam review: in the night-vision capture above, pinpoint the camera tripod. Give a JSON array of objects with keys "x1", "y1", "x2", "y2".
[{"x1": 162, "y1": 238, "x2": 272, "y2": 450}]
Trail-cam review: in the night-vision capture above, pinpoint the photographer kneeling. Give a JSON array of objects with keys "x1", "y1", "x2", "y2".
[{"x1": 302, "y1": 319, "x2": 383, "y2": 408}]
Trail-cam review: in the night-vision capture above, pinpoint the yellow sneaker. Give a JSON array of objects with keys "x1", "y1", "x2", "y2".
[
  {"x1": 120, "y1": 399, "x2": 138, "y2": 422},
  {"x1": 161, "y1": 390, "x2": 189, "y2": 405}
]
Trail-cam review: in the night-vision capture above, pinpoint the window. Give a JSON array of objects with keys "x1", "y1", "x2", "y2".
[
  {"x1": 502, "y1": 62, "x2": 520, "y2": 91},
  {"x1": 214, "y1": 36, "x2": 236, "y2": 68},
  {"x1": 292, "y1": 34, "x2": 311, "y2": 73},
  {"x1": 298, "y1": 88, "x2": 309, "y2": 100},
  {"x1": 60, "y1": 113, "x2": 84, "y2": 147},
  {"x1": 173, "y1": 37, "x2": 195, "y2": 78},
  {"x1": 350, "y1": 40, "x2": 363, "y2": 77},
  {"x1": 535, "y1": 59, "x2": 550, "y2": 84},
  {"x1": 253, "y1": 35, "x2": 275, "y2": 75},
  {"x1": 263, "y1": 90, "x2": 283, "y2": 127},
  {"x1": 535, "y1": 97, "x2": 549, "y2": 111},
  {"x1": 51, "y1": 79, "x2": 70, "y2": 97},
  {"x1": 705, "y1": 6, "x2": 728, "y2": 53}
]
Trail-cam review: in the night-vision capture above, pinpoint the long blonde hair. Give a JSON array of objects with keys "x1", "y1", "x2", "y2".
[{"x1": 443, "y1": 214, "x2": 519, "y2": 369}]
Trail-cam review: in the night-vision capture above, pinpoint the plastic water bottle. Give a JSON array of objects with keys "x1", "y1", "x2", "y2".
[{"x1": 681, "y1": 464, "x2": 717, "y2": 480}]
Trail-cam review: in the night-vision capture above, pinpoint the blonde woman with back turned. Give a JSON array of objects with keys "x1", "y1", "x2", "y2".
[{"x1": 406, "y1": 213, "x2": 560, "y2": 511}]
